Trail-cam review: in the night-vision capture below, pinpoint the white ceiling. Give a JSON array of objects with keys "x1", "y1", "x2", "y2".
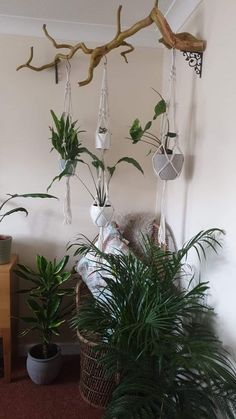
[{"x1": 0, "y1": 0, "x2": 202, "y2": 47}]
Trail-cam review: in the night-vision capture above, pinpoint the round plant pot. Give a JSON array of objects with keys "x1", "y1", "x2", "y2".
[
  {"x1": 59, "y1": 159, "x2": 77, "y2": 176},
  {"x1": 95, "y1": 132, "x2": 111, "y2": 150},
  {"x1": 90, "y1": 204, "x2": 114, "y2": 227},
  {"x1": 26, "y1": 344, "x2": 62, "y2": 385},
  {"x1": 153, "y1": 153, "x2": 184, "y2": 180},
  {"x1": 0, "y1": 235, "x2": 12, "y2": 265}
]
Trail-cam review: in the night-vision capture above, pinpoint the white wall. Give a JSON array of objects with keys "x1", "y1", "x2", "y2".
[
  {"x1": 0, "y1": 34, "x2": 163, "y2": 342},
  {"x1": 162, "y1": 0, "x2": 236, "y2": 356}
]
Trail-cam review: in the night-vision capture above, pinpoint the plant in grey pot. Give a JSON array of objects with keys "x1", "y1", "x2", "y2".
[
  {"x1": 15, "y1": 254, "x2": 73, "y2": 384},
  {"x1": 129, "y1": 90, "x2": 184, "y2": 180},
  {"x1": 0, "y1": 193, "x2": 56, "y2": 265},
  {"x1": 71, "y1": 229, "x2": 236, "y2": 419}
]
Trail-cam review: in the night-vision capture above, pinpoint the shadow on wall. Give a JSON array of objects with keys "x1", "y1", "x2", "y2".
[{"x1": 181, "y1": 78, "x2": 197, "y2": 244}]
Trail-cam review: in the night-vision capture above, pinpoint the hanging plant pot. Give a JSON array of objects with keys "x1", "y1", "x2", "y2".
[
  {"x1": 0, "y1": 235, "x2": 12, "y2": 265},
  {"x1": 59, "y1": 159, "x2": 77, "y2": 176},
  {"x1": 90, "y1": 204, "x2": 114, "y2": 227},
  {"x1": 153, "y1": 152, "x2": 184, "y2": 180},
  {"x1": 26, "y1": 343, "x2": 62, "y2": 385},
  {"x1": 95, "y1": 130, "x2": 111, "y2": 150}
]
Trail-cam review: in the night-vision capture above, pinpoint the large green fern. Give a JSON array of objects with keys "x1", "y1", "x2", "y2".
[{"x1": 71, "y1": 229, "x2": 236, "y2": 418}]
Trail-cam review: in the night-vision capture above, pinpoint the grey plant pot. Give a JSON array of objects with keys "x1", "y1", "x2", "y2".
[
  {"x1": 0, "y1": 235, "x2": 12, "y2": 265},
  {"x1": 153, "y1": 153, "x2": 184, "y2": 180},
  {"x1": 59, "y1": 159, "x2": 77, "y2": 176},
  {"x1": 26, "y1": 344, "x2": 62, "y2": 385}
]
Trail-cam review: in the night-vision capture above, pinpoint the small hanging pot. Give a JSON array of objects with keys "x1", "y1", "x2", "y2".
[
  {"x1": 95, "y1": 128, "x2": 111, "y2": 150},
  {"x1": 153, "y1": 150, "x2": 184, "y2": 181},
  {"x1": 59, "y1": 159, "x2": 77, "y2": 176},
  {"x1": 90, "y1": 203, "x2": 114, "y2": 227}
]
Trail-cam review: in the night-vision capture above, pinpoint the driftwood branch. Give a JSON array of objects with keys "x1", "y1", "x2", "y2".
[{"x1": 17, "y1": 3, "x2": 206, "y2": 86}]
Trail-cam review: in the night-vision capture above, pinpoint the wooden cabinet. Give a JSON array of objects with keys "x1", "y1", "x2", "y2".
[{"x1": 0, "y1": 254, "x2": 18, "y2": 382}]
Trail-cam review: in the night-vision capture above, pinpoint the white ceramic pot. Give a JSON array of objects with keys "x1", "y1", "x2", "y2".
[
  {"x1": 153, "y1": 153, "x2": 184, "y2": 180},
  {"x1": 90, "y1": 204, "x2": 114, "y2": 227},
  {"x1": 95, "y1": 132, "x2": 111, "y2": 150},
  {"x1": 59, "y1": 159, "x2": 77, "y2": 176}
]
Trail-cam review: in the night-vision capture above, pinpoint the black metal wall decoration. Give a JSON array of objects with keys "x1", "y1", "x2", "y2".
[{"x1": 182, "y1": 51, "x2": 203, "y2": 78}]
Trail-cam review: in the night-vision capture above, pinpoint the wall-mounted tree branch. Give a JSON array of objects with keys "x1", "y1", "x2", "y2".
[{"x1": 16, "y1": 3, "x2": 206, "y2": 87}]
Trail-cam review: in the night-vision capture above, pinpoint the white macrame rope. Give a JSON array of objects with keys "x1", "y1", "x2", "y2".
[
  {"x1": 62, "y1": 59, "x2": 74, "y2": 224},
  {"x1": 158, "y1": 180, "x2": 167, "y2": 246},
  {"x1": 95, "y1": 57, "x2": 111, "y2": 150},
  {"x1": 63, "y1": 176, "x2": 72, "y2": 225},
  {"x1": 156, "y1": 49, "x2": 182, "y2": 246}
]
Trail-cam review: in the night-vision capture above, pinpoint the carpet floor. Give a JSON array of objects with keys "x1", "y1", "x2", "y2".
[{"x1": 0, "y1": 356, "x2": 104, "y2": 419}]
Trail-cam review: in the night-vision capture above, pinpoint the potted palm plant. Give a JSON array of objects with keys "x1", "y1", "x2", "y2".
[
  {"x1": 129, "y1": 91, "x2": 184, "y2": 180},
  {"x1": 15, "y1": 254, "x2": 73, "y2": 385},
  {"x1": 0, "y1": 192, "x2": 56, "y2": 264},
  {"x1": 71, "y1": 229, "x2": 236, "y2": 418}
]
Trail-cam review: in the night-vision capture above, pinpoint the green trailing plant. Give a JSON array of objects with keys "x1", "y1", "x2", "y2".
[
  {"x1": 0, "y1": 193, "x2": 57, "y2": 223},
  {"x1": 71, "y1": 229, "x2": 236, "y2": 419},
  {"x1": 129, "y1": 90, "x2": 177, "y2": 154},
  {"x1": 16, "y1": 255, "x2": 74, "y2": 359}
]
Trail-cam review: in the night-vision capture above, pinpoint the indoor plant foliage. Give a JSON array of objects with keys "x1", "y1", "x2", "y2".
[
  {"x1": 0, "y1": 192, "x2": 56, "y2": 264},
  {"x1": 71, "y1": 229, "x2": 236, "y2": 419},
  {"x1": 129, "y1": 90, "x2": 184, "y2": 180},
  {"x1": 16, "y1": 255, "x2": 73, "y2": 384}
]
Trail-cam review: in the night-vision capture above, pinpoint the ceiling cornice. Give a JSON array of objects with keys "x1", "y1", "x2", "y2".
[{"x1": 0, "y1": 0, "x2": 202, "y2": 47}]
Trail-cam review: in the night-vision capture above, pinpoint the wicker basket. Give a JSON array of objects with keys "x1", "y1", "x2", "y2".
[{"x1": 76, "y1": 280, "x2": 116, "y2": 409}]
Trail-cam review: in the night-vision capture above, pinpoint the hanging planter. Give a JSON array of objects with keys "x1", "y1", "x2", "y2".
[
  {"x1": 153, "y1": 151, "x2": 184, "y2": 181},
  {"x1": 59, "y1": 159, "x2": 77, "y2": 176},
  {"x1": 90, "y1": 203, "x2": 114, "y2": 227},
  {"x1": 95, "y1": 58, "x2": 111, "y2": 150}
]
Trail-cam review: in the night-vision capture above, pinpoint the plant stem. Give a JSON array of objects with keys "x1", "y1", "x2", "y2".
[{"x1": 75, "y1": 174, "x2": 95, "y2": 200}]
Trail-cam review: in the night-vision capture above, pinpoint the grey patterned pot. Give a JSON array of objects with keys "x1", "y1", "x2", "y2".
[
  {"x1": 26, "y1": 344, "x2": 62, "y2": 385},
  {"x1": 153, "y1": 153, "x2": 184, "y2": 180},
  {"x1": 0, "y1": 235, "x2": 12, "y2": 265}
]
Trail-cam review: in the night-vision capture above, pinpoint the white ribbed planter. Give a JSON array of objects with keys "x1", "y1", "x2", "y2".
[
  {"x1": 90, "y1": 204, "x2": 114, "y2": 227},
  {"x1": 153, "y1": 153, "x2": 184, "y2": 180},
  {"x1": 59, "y1": 159, "x2": 77, "y2": 176},
  {"x1": 95, "y1": 132, "x2": 111, "y2": 150},
  {"x1": 0, "y1": 235, "x2": 12, "y2": 265}
]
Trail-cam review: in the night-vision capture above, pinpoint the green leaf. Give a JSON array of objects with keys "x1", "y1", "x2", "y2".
[
  {"x1": 107, "y1": 166, "x2": 116, "y2": 178},
  {"x1": 14, "y1": 193, "x2": 57, "y2": 199},
  {"x1": 54, "y1": 255, "x2": 69, "y2": 275},
  {"x1": 129, "y1": 119, "x2": 143, "y2": 143},
  {"x1": 144, "y1": 121, "x2": 152, "y2": 131},
  {"x1": 153, "y1": 99, "x2": 166, "y2": 119},
  {"x1": 116, "y1": 157, "x2": 144, "y2": 175},
  {"x1": 0, "y1": 208, "x2": 28, "y2": 219}
]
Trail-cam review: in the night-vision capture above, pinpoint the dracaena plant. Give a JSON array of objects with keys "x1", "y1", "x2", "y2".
[
  {"x1": 71, "y1": 229, "x2": 236, "y2": 419},
  {"x1": 128, "y1": 90, "x2": 177, "y2": 155},
  {"x1": 16, "y1": 255, "x2": 73, "y2": 359},
  {"x1": 0, "y1": 193, "x2": 57, "y2": 223}
]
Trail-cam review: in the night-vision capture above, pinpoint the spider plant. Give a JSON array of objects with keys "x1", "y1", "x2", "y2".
[
  {"x1": 129, "y1": 90, "x2": 177, "y2": 154},
  {"x1": 71, "y1": 229, "x2": 236, "y2": 419},
  {"x1": 0, "y1": 193, "x2": 57, "y2": 223}
]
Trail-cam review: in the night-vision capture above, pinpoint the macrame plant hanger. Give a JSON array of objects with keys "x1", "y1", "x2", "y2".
[
  {"x1": 155, "y1": 49, "x2": 184, "y2": 247},
  {"x1": 91, "y1": 57, "x2": 114, "y2": 251},
  {"x1": 61, "y1": 59, "x2": 74, "y2": 225}
]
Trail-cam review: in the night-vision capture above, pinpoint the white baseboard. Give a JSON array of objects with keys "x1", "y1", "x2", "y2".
[{"x1": 18, "y1": 342, "x2": 80, "y2": 357}]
